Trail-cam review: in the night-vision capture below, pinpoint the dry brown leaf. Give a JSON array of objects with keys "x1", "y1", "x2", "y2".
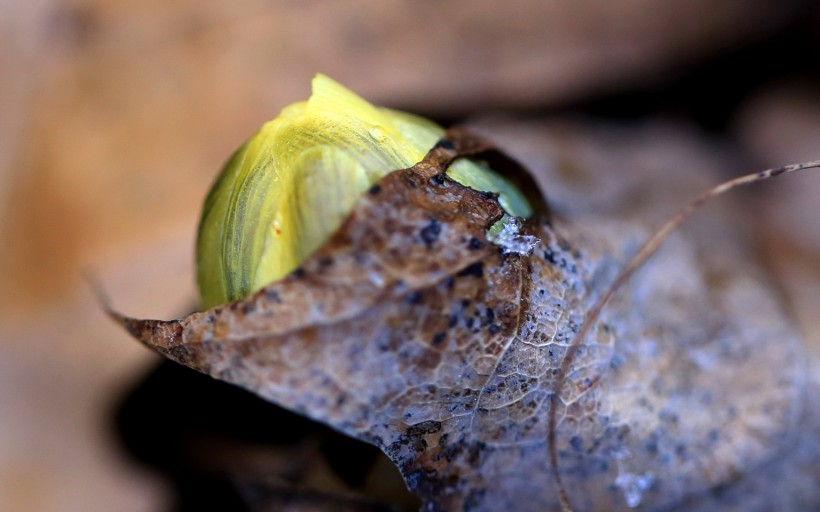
[{"x1": 110, "y1": 129, "x2": 806, "y2": 511}]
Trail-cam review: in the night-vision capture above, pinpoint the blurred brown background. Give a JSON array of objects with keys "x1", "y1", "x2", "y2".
[{"x1": 1, "y1": 1, "x2": 819, "y2": 511}]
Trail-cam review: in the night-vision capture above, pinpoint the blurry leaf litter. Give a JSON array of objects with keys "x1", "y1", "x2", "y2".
[{"x1": 109, "y1": 79, "x2": 820, "y2": 511}]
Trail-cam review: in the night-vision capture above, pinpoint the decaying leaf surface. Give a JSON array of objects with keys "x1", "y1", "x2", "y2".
[{"x1": 112, "y1": 128, "x2": 806, "y2": 511}]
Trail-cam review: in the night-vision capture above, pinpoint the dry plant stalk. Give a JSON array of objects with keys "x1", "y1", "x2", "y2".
[{"x1": 549, "y1": 158, "x2": 820, "y2": 511}]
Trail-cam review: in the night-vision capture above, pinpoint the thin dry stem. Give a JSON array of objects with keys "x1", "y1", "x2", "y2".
[{"x1": 547, "y1": 160, "x2": 820, "y2": 512}]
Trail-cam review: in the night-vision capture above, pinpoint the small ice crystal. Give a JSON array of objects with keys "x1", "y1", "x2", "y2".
[
  {"x1": 614, "y1": 471, "x2": 654, "y2": 508},
  {"x1": 488, "y1": 216, "x2": 540, "y2": 255}
]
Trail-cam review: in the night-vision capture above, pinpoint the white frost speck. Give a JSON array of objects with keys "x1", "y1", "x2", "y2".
[
  {"x1": 614, "y1": 471, "x2": 654, "y2": 508},
  {"x1": 488, "y1": 217, "x2": 540, "y2": 255}
]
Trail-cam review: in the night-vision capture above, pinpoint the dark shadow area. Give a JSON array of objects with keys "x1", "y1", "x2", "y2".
[
  {"x1": 112, "y1": 360, "x2": 416, "y2": 512},
  {"x1": 423, "y1": 13, "x2": 820, "y2": 134},
  {"x1": 579, "y1": 16, "x2": 820, "y2": 132}
]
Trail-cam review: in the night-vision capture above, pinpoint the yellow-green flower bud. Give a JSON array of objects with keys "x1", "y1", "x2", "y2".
[{"x1": 197, "y1": 74, "x2": 531, "y2": 309}]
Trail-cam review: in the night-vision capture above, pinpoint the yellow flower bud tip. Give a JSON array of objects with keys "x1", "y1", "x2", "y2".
[{"x1": 196, "y1": 74, "x2": 532, "y2": 309}]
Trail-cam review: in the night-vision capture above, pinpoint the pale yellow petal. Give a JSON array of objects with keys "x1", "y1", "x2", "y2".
[{"x1": 197, "y1": 74, "x2": 533, "y2": 308}]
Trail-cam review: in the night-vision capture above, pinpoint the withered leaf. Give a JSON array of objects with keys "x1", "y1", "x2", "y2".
[{"x1": 111, "y1": 129, "x2": 805, "y2": 511}]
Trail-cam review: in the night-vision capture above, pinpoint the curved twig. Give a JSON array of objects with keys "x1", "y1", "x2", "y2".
[{"x1": 547, "y1": 160, "x2": 820, "y2": 512}]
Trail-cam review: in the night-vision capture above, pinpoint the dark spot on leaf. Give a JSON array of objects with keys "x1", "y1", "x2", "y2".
[
  {"x1": 407, "y1": 420, "x2": 443, "y2": 437},
  {"x1": 419, "y1": 218, "x2": 442, "y2": 248},
  {"x1": 457, "y1": 262, "x2": 484, "y2": 278},
  {"x1": 467, "y1": 441, "x2": 487, "y2": 466},
  {"x1": 419, "y1": 350, "x2": 442, "y2": 370},
  {"x1": 429, "y1": 173, "x2": 447, "y2": 186},
  {"x1": 659, "y1": 410, "x2": 679, "y2": 424},
  {"x1": 433, "y1": 138, "x2": 455, "y2": 151},
  {"x1": 432, "y1": 332, "x2": 446, "y2": 347},
  {"x1": 441, "y1": 440, "x2": 463, "y2": 463},
  {"x1": 403, "y1": 173, "x2": 423, "y2": 188},
  {"x1": 448, "y1": 314, "x2": 459, "y2": 328},
  {"x1": 479, "y1": 190, "x2": 499, "y2": 201}
]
